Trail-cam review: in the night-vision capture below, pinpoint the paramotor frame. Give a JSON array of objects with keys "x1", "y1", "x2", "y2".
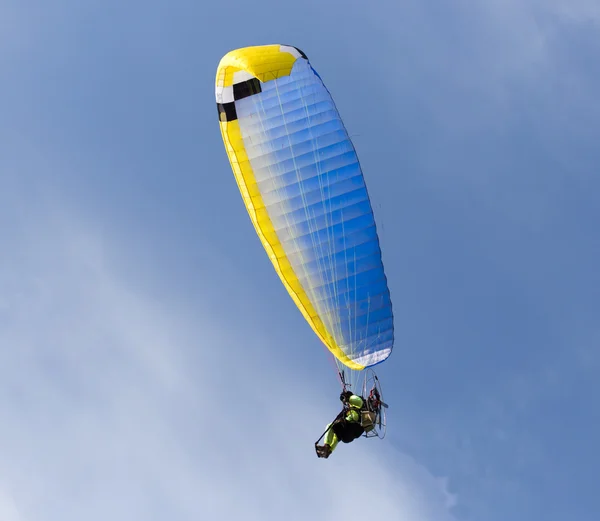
[{"x1": 361, "y1": 369, "x2": 388, "y2": 439}]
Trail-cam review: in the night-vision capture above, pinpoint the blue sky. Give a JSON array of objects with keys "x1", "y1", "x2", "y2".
[{"x1": 1, "y1": 1, "x2": 599, "y2": 520}]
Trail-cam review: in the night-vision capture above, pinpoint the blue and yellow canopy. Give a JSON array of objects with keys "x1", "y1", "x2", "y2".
[{"x1": 216, "y1": 44, "x2": 394, "y2": 371}]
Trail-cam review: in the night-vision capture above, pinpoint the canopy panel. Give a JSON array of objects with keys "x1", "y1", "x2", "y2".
[{"x1": 216, "y1": 44, "x2": 393, "y2": 370}]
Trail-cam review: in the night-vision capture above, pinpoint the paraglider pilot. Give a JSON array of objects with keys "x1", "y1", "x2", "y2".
[{"x1": 315, "y1": 391, "x2": 365, "y2": 458}]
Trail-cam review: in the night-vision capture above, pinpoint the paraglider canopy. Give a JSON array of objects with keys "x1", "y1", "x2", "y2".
[{"x1": 215, "y1": 44, "x2": 394, "y2": 389}]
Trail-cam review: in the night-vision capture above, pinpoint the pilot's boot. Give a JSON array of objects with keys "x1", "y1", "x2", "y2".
[{"x1": 316, "y1": 444, "x2": 332, "y2": 458}]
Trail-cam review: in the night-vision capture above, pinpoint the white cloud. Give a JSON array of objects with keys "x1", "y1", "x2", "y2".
[
  {"x1": 0, "y1": 488, "x2": 21, "y2": 521},
  {"x1": 0, "y1": 191, "x2": 457, "y2": 521}
]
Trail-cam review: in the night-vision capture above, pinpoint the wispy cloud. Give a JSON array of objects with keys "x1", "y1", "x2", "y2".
[
  {"x1": 0, "y1": 488, "x2": 21, "y2": 521},
  {"x1": 0, "y1": 185, "x2": 458, "y2": 520}
]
